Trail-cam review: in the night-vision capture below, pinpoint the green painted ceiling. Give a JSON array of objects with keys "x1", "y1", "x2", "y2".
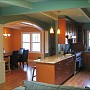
[
  {"x1": 0, "y1": 0, "x2": 90, "y2": 26},
  {"x1": 0, "y1": 0, "x2": 90, "y2": 16}
]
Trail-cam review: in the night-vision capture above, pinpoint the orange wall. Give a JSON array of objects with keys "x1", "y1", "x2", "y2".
[
  {"x1": 3, "y1": 27, "x2": 13, "y2": 52},
  {"x1": 58, "y1": 18, "x2": 66, "y2": 44},
  {"x1": 3, "y1": 27, "x2": 42, "y2": 60}
]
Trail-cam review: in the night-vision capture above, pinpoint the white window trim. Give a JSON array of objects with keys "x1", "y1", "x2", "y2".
[
  {"x1": 21, "y1": 32, "x2": 41, "y2": 53},
  {"x1": 31, "y1": 32, "x2": 41, "y2": 52},
  {"x1": 87, "y1": 30, "x2": 90, "y2": 48}
]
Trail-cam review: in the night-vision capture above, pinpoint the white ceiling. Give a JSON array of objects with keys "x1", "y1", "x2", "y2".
[
  {"x1": 26, "y1": 8, "x2": 90, "y2": 23},
  {"x1": 5, "y1": 8, "x2": 90, "y2": 29}
]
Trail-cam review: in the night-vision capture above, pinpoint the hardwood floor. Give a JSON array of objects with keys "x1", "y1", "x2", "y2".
[
  {"x1": 0, "y1": 61, "x2": 90, "y2": 90},
  {"x1": 63, "y1": 69, "x2": 90, "y2": 88}
]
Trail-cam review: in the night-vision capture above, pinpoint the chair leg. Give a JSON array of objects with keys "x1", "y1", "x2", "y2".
[
  {"x1": 32, "y1": 66, "x2": 36, "y2": 81},
  {"x1": 20, "y1": 62, "x2": 21, "y2": 66},
  {"x1": 22, "y1": 62, "x2": 24, "y2": 68},
  {"x1": 16, "y1": 64, "x2": 18, "y2": 69},
  {"x1": 27, "y1": 62, "x2": 28, "y2": 67}
]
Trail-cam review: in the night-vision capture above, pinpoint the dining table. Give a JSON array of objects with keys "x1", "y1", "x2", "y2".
[{"x1": 4, "y1": 52, "x2": 12, "y2": 58}]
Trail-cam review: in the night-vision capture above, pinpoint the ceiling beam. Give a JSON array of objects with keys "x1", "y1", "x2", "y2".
[
  {"x1": 81, "y1": 8, "x2": 90, "y2": 20},
  {"x1": 0, "y1": 0, "x2": 32, "y2": 9},
  {"x1": 1, "y1": 0, "x2": 90, "y2": 16},
  {"x1": 88, "y1": 0, "x2": 90, "y2": 2},
  {"x1": 41, "y1": 12, "x2": 58, "y2": 20}
]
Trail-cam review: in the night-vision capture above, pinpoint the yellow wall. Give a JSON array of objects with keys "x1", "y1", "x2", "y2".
[{"x1": 3, "y1": 27, "x2": 43, "y2": 60}]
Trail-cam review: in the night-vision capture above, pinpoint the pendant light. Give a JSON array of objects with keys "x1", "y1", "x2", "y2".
[
  {"x1": 50, "y1": 11, "x2": 54, "y2": 34},
  {"x1": 57, "y1": 28, "x2": 60, "y2": 34},
  {"x1": 57, "y1": 11, "x2": 60, "y2": 34}
]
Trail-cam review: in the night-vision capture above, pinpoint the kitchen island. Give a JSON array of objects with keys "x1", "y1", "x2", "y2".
[{"x1": 34, "y1": 54, "x2": 75, "y2": 85}]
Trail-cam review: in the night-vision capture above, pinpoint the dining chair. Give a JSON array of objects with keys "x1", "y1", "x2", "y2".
[
  {"x1": 19, "y1": 48, "x2": 25, "y2": 55},
  {"x1": 18, "y1": 50, "x2": 29, "y2": 68},
  {"x1": 18, "y1": 48, "x2": 25, "y2": 66},
  {"x1": 10, "y1": 50, "x2": 19, "y2": 70}
]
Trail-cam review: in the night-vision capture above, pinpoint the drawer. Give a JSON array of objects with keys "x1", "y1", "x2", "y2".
[
  {"x1": 64, "y1": 62, "x2": 74, "y2": 73},
  {"x1": 67, "y1": 57, "x2": 73, "y2": 62},
  {"x1": 55, "y1": 59, "x2": 67, "y2": 68},
  {"x1": 55, "y1": 61, "x2": 63, "y2": 68},
  {"x1": 55, "y1": 75, "x2": 64, "y2": 84},
  {"x1": 55, "y1": 67, "x2": 63, "y2": 78}
]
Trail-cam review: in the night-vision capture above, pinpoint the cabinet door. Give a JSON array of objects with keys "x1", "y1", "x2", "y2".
[
  {"x1": 55, "y1": 60, "x2": 67, "y2": 84},
  {"x1": 86, "y1": 53, "x2": 90, "y2": 67},
  {"x1": 49, "y1": 32, "x2": 56, "y2": 56},
  {"x1": 65, "y1": 57, "x2": 74, "y2": 79},
  {"x1": 77, "y1": 25, "x2": 84, "y2": 43},
  {"x1": 82, "y1": 52, "x2": 87, "y2": 67}
]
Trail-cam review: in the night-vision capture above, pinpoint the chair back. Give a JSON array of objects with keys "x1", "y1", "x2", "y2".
[
  {"x1": 19, "y1": 48, "x2": 25, "y2": 55},
  {"x1": 10, "y1": 50, "x2": 18, "y2": 64},
  {"x1": 22, "y1": 50, "x2": 29, "y2": 62}
]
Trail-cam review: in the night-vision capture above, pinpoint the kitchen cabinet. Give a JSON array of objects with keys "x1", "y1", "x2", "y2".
[
  {"x1": 58, "y1": 17, "x2": 77, "y2": 44},
  {"x1": 36, "y1": 55, "x2": 75, "y2": 84},
  {"x1": 77, "y1": 24, "x2": 84, "y2": 43},
  {"x1": 55, "y1": 57, "x2": 74, "y2": 84},
  {"x1": 49, "y1": 32, "x2": 56, "y2": 56},
  {"x1": 82, "y1": 52, "x2": 90, "y2": 68}
]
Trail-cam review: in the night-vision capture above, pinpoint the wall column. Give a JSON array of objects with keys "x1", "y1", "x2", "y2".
[
  {"x1": 55, "y1": 20, "x2": 59, "y2": 55},
  {"x1": 0, "y1": 24, "x2": 5, "y2": 84}
]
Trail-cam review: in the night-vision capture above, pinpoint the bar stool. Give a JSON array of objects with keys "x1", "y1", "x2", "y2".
[
  {"x1": 32, "y1": 66, "x2": 36, "y2": 81},
  {"x1": 31, "y1": 57, "x2": 41, "y2": 81}
]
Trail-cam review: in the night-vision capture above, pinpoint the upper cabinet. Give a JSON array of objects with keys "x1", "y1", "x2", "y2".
[
  {"x1": 77, "y1": 24, "x2": 84, "y2": 43},
  {"x1": 58, "y1": 17, "x2": 77, "y2": 44}
]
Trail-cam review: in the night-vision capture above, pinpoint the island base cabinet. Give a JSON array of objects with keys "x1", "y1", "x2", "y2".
[
  {"x1": 36, "y1": 63, "x2": 55, "y2": 84},
  {"x1": 36, "y1": 56, "x2": 75, "y2": 85},
  {"x1": 55, "y1": 76, "x2": 64, "y2": 84}
]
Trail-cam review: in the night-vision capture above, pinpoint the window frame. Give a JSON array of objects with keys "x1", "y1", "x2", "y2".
[
  {"x1": 31, "y1": 32, "x2": 41, "y2": 52},
  {"x1": 87, "y1": 30, "x2": 90, "y2": 48},
  {"x1": 21, "y1": 32, "x2": 41, "y2": 53}
]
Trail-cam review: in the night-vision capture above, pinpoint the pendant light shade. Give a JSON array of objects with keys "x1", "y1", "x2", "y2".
[
  {"x1": 50, "y1": 11, "x2": 54, "y2": 34},
  {"x1": 57, "y1": 28, "x2": 60, "y2": 34},
  {"x1": 57, "y1": 11, "x2": 61, "y2": 34},
  {"x1": 50, "y1": 27, "x2": 54, "y2": 33}
]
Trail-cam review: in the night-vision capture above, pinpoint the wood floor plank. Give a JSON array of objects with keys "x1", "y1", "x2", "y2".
[
  {"x1": 63, "y1": 69, "x2": 90, "y2": 88},
  {"x1": 0, "y1": 61, "x2": 90, "y2": 90}
]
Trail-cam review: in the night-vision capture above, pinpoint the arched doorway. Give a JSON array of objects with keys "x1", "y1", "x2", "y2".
[{"x1": 3, "y1": 20, "x2": 45, "y2": 60}]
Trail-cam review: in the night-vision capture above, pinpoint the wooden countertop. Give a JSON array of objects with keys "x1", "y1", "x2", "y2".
[{"x1": 34, "y1": 54, "x2": 74, "y2": 64}]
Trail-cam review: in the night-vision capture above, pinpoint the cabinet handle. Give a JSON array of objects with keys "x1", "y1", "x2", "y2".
[
  {"x1": 59, "y1": 63, "x2": 60, "y2": 64},
  {"x1": 67, "y1": 72, "x2": 68, "y2": 73},
  {"x1": 57, "y1": 68, "x2": 60, "y2": 69},
  {"x1": 59, "y1": 77, "x2": 60, "y2": 79},
  {"x1": 67, "y1": 64, "x2": 68, "y2": 65}
]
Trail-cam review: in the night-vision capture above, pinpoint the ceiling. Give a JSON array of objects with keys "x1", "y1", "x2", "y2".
[
  {"x1": 0, "y1": 0, "x2": 90, "y2": 28},
  {"x1": 26, "y1": 8, "x2": 90, "y2": 23}
]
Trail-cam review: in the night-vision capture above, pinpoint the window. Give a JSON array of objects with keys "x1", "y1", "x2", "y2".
[
  {"x1": 22, "y1": 32, "x2": 40, "y2": 52},
  {"x1": 22, "y1": 33, "x2": 30, "y2": 51},
  {"x1": 89, "y1": 32, "x2": 90, "y2": 47},
  {"x1": 87, "y1": 30, "x2": 90, "y2": 50},
  {"x1": 32, "y1": 33, "x2": 40, "y2": 52}
]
